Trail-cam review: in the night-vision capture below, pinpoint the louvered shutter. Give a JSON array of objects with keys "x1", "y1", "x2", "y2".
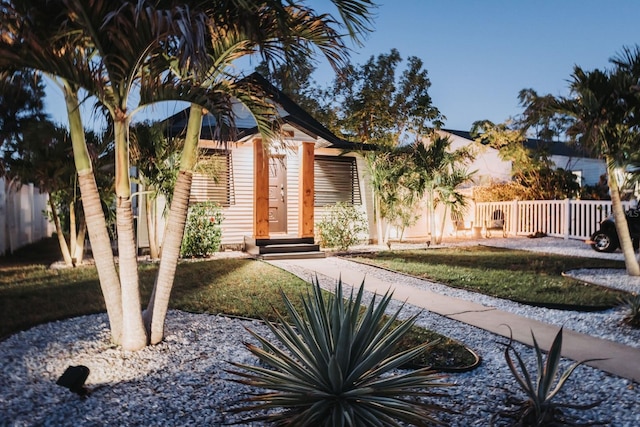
[{"x1": 314, "y1": 156, "x2": 361, "y2": 206}]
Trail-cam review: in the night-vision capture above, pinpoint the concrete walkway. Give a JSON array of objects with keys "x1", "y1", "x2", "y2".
[{"x1": 268, "y1": 256, "x2": 640, "y2": 383}]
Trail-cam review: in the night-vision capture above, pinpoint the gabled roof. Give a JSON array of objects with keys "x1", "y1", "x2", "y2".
[
  {"x1": 442, "y1": 129, "x2": 597, "y2": 159},
  {"x1": 164, "y1": 72, "x2": 369, "y2": 150}
]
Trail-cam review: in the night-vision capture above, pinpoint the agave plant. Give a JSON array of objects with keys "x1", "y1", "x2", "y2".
[
  {"x1": 227, "y1": 277, "x2": 451, "y2": 426},
  {"x1": 497, "y1": 327, "x2": 603, "y2": 426},
  {"x1": 620, "y1": 293, "x2": 640, "y2": 327}
]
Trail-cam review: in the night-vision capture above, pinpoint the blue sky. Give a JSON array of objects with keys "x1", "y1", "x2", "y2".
[{"x1": 44, "y1": 0, "x2": 640, "y2": 133}]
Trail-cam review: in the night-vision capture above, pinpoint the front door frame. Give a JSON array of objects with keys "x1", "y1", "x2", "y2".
[
  {"x1": 253, "y1": 137, "x2": 316, "y2": 240},
  {"x1": 253, "y1": 138, "x2": 270, "y2": 239}
]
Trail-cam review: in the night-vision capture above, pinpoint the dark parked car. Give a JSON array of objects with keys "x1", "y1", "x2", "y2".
[{"x1": 590, "y1": 208, "x2": 640, "y2": 252}]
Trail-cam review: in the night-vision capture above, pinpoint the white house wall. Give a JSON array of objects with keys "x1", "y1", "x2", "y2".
[
  {"x1": 445, "y1": 132, "x2": 512, "y2": 186},
  {"x1": 550, "y1": 155, "x2": 606, "y2": 186},
  {"x1": 214, "y1": 142, "x2": 255, "y2": 247},
  {"x1": 137, "y1": 140, "x2": 376, "y2": 250}
]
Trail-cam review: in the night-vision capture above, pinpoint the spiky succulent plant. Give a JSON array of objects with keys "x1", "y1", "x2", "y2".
[
  {"x1": 227, "y1": 277, "x2": 451, "y2": 426},
  {"x1": 497, "y1": 327, "x2": 603, "y2": 426},
  {"x1": 620, "y1": 293, "x2": 640, "y2": 327}
]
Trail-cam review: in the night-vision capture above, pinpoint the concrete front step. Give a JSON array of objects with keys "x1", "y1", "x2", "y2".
[
  {"x1": 244, "y1": 236, "x2": 325, "y2": 259},
  {"x1": 258, "y1": 251, "x2": 326, "y2": 260},
  {"x1": 259, "y1": 243, "x2": 320, "y2": 254}
]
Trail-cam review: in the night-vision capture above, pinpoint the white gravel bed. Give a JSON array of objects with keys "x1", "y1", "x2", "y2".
[
  {"x1": 1, "y1": 236, "x2": 639, "y2": 426},
  {"x1": 0, "y1": 312, "x2": 271, "y2": 426}
]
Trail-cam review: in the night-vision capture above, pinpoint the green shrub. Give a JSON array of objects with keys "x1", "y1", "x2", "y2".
[
  {"x1": 621, "y1": 293, "x2": 640, "y2": 327},
  {"x1": 316, "y1": 202, "x2": 368, "y2": 250},
  {"x1": 180, "y1": 201, "x2": 223, "y2": 258},
  {"x1": 228, "y1": 277, "x2": 451, "y2": 426},
  {"x1": 495, "y1": 327, "x2": 603, "y2": 426}
]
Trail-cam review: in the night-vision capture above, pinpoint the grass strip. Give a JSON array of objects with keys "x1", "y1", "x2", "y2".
[{"x1": 349, "y1": 246, "x2": 629, "y2": 308}]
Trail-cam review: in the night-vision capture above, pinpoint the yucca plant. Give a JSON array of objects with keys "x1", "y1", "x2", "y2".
[
  {"x1": 620, "y1": 293, "x2": 640, "y2": 327},
  {"x1": 227, "y1": 277, "x2": 452, "y2": 426},
  {"x1": 496, "y1": 327, "x2": 603, "y2": 426}
]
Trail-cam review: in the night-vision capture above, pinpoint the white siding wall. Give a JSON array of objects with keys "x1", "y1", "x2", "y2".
[
  {"x1": 285, "y1": 147, "x2": 300, "y2": 236},
  {"x1": 447, "y1": 133, "x2": 512, "y2": 186},
  {"x1": 218, "y1": 143, "x2": 255, "y2": 246},
  {"x1": 550, "y1": 155, "x2": 607, "y2": 186}
]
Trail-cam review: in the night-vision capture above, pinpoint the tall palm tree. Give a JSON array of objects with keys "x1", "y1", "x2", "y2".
[
  {"x1": 130, "y1": 121, "x2": 182, "y2": 260},
  {"x1": 144, "y1": 0, "x2": 376, "y2": 345},
  {"x1": 0, "y1": 1, "x2": 126, "y2": 342},
  {"x1": 552, "y1": 66, "x2": 640, "y2": 275},
  {"x1": 434, "y1": 165, "x2": 475, "y2": 243}
]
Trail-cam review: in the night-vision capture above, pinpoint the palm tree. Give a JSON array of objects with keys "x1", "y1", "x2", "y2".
[
  {"x1": 550, "y1": 65, "x2": 640, "y2": 275},
  {"x1": 1, "y1": 1, "x2": 126, "y2": 343},
  {"x1": 130, "y1": 121, "x2": 182, "y2": 260},
  {"x1": 4, "y1": 122, "x2": 114, "y2": 267},
  {"x1": 411, "y1": 134, "x2": 475, "y2": 244},
  {"x1": 143, "y1": 0, "x2": 376, "y2": 346},
  {"x1": 434, "y1": 165, "x2": 475, "y2": 243},
  {"x1": 1, "y1": 0, "x2": 376, "y2": 349},
  {"x1": 365, "y1": 148, "x2": 416, "y2": 247}
]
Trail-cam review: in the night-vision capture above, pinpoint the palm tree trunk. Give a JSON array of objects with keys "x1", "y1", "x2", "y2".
[
  {"x1": 78, "y1": 171, "x2": 124, "y2": 342},
  {"x1": 49, "y1": 198, "x2": 73, "y2": 266},
  {"x1": 64, "y1": 83, "x2": 123, "y2": 344},
  {"x1": 144, "y1": 171, "x2": 192, "y2": 344},
  {"x1": 113, "y1": 119, "x2": 147, "y2": 351},
  {"x1": 145, "y1": 105, "x2": 202, "y2": 344},
  {"x1": 69, "y1": 200, "x2": 77, "y2": 264},
  {"x1": 608, "y1": 163, "x2": 640, "y2": 276},
  {"x1": 116, "y1": 198, "x2": 147, "y2": 350},
  {"x1": 437, "y1": 204, "x2": 448, "y2": 244},
  {"x1": 428, "y1": 189, "x2": 436, "y2": 243}
]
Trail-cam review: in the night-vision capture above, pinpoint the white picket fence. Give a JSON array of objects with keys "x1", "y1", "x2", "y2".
[
  {"x1": 0, "y1": 178, "x2": 53, "y2": 255},
  {"x1": 474, "y1": 199, "x2": 634, "y2": 241}
]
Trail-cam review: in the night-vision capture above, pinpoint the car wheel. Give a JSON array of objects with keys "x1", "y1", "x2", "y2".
[{"x1": 590, "y1": 230, "x2": 619, "y2": 253}]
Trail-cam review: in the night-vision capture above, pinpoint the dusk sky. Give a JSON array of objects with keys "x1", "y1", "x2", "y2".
[{"x1": 44, "y1": 0, "x2": 640, "y2": 133}]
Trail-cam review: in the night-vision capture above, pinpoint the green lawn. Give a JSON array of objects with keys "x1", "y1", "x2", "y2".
[
  {"x1": 0, "y1": 238, "x2": 477, "y2": 371},
  {"x1": 348, "y1": 246, "x2": 629, "y2": 308}
]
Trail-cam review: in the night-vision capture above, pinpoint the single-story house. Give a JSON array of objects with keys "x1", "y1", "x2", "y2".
[{"x1": 136, "y1": 73, "x2": 376, "y2": 257}]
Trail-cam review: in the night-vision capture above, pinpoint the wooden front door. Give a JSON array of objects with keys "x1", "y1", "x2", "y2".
[{"x1": 268, "y1": 156, "x2": 287, "y2": 233}]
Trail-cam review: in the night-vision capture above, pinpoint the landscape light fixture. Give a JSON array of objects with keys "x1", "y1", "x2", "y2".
[{"x1": 56, "y1": 365, "x2": 90, "y2": 397}]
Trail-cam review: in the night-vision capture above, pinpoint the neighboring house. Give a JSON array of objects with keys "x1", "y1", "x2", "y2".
[
  {"x1": 136, "y1": 74, "x2": 375, "y2": 257},
  {"x1": 442, "y1": 129, "x2": 512, "y2": 188},
  {"x1": 391, "y1": 129, "x2": 608, "y2": 242},
  {"x1": 442, "y1": 129, "x2": 607, "y2": 187}
]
